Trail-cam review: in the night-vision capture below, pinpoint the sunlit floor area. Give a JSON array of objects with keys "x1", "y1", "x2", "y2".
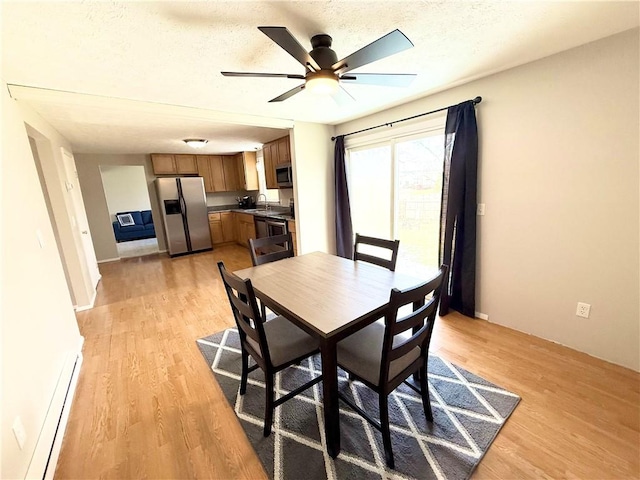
[
  {"x1": 55, "y1": 245, "x2": 640, "y2": 479},
  {"x1": 116, "y1": 237, "x2": 159, "y2": 258}
]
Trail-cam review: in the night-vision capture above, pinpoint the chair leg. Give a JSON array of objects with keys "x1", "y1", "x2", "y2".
[
  {"x1": 420, "y1": 363, "x2": 433, "y2": 422},
  {"x1": 379, "y1": 394, "x2": 395, "y2": 469},
  {"x1": 240, "y1": 349, "x2": 249, "y2": 395},
  {"x1": 263, "y1": 373, "x2": 274, "y2": 437}
]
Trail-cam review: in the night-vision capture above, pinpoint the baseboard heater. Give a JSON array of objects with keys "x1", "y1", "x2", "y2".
[{"x1": 26, "y1": 348, "x2": 83, "y2": 480}]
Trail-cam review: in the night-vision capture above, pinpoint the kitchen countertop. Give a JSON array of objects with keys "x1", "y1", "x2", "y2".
[{"x1": 207, "y1": 205, "x2": 295, "y2": 222}]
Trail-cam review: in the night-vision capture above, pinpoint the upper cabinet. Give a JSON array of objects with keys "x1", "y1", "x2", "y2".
[
  {"x1": 236, "y1": 151, "x2": 258, "y2": 191},
  {"x1": 222, "y1": 155, "x2": 240, "y2": 192},
  {"x1": 151, "y1": 154, "x2": 198, "y2": 175},
  {"x1": 151, "y1": 154, "x2": 176, "y2": 174},
  {"x1": 263, "y1": 134, "x2": 291, "y2": 189},
  {"x1": 276, "y1": 136, "x2": 290, "y2": 164},
  {"x1": 152, "y1": 152, "x2": 259, "y2": 194},
  {"x1": 174, "y1": 155, "x2": 198, "y2": 174}
]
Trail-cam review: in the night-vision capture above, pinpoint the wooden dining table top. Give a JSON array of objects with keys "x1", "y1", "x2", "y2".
[{"x1": 234, "y1": 251, "x2": 423, "y2": 339}]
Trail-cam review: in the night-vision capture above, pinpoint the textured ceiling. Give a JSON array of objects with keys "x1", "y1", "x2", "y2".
[{"x1": 2, "y1": 1, "x2": 638, "y2": 154}]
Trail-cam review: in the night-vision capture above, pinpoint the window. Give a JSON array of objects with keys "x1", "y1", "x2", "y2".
[
  {"x1": 347, "y1": 127, "x2": 445, "y2": 277},
  {"x1": 256, "y1": 150, "x2": 280, "y2": 203}
]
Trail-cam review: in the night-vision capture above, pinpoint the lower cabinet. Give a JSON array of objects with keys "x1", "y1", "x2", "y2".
[
  {"x1": 208, "y1": 212, "x2": 236, "y2": 245},
  {"x1": 235, "y1": 213, "x2": 256, "y2": 248},
  {"x1": 288, "y1": 220, "x2": 297, "y2": 256}
]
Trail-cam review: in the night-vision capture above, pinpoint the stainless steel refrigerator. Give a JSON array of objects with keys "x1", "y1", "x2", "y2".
[{"x1": 156, "y1": 177, "x2": 212, "y2": 257}]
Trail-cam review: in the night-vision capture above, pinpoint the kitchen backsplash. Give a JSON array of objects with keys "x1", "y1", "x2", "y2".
[
  {"x1": 206, "y1": 188, "x2": 292, "y2": 207},
  {"x1": 206, "y1": 190, "x2": 258, "y2": 207},
  {"x1": 278, "y1": 188, "x2": 294, "y2": 206}
]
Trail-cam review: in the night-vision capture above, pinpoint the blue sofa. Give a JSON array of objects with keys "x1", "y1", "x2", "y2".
[{"x1": 112, "y1": 210, "x2": 156, "y2": 242}]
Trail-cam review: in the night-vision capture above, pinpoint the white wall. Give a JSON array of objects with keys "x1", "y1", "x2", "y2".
[
  {"x1": 291, "y1": 124, "x2": 336, "y2": 254},
  {"x1": 335, "y1": 29, "x2": 640, "y2": 371},
  {"x1": 1, "y1": 81, "x2": 84, "y2": 478},
  {"x1": 20, "y1": 109, "x2": 98, "y2": 308},
  {"x1": 100, "y1": 165, "x2": 151, "y2": 220}
]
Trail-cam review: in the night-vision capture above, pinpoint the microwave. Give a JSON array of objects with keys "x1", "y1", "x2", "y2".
[{"x1": 275, "y1": 163, "x2": 293, "y2": 188}]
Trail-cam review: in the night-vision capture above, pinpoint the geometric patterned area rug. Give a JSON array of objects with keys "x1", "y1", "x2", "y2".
[{"x1": 197, "y1": 328, "x2": 520, "y2": 480}]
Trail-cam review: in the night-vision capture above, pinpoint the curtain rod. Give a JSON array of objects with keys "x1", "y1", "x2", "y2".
[{"x1": 331, "y1": 96, "x2": 482, "y2": 141}]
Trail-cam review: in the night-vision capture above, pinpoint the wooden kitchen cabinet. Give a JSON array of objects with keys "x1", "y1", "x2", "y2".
[
  {"x1": 288, "y1": 219, "x2": 298, "y2": 256},
  {"x1": 209, "y1": 156, "x2": 226, "y2": 192},
  {"x1": 235, "y1": 212, "x2": 256, "y2": 247},
  {"x1": 222, "y1": 156, "x2": 241, "y2": 191},
  {"x1": 264, "y1": 143, "x2": 277, "y2": 189},
  {"x1": 221, "y1": 212, "x2": 235, "y2": 242},
  {"x1": 236, "y1": 151, "x2": 258, "y2": 191},
  {"x1": 208, "y1": 212, "x2": 223, "y2": 244},
  {"x1": 196, "y1": 156, "x2": 213, "y2": 192},
  {"x1": 263, "y1": 134, "x2": 292, "y2": 189},
  {"x1": 151, "y1": 154, "x2": 176, "y2": 174},
  {"x1": 277, "y1": 136, "x2": 290, "y2": 164},
  {"x1": 209, "y1": 212, "x2": 236, "y2": 245},
  {"x1": 174, "y1": 155, "x2": 198, "y2": 174},
  {"x1": 155, "y1": 152, "x2": 256, "y2": 193}
]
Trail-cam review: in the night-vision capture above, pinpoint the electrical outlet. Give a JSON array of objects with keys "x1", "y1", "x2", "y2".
[
  {"x1": 12, "y1": 417, "x2": 26, "y2": 450},
  {"x1": 576, "y1": 302, "x2": 591, "y2": 319},
  {"x1": 477, "y1": 203, "x2": 485, "y2": 216}
]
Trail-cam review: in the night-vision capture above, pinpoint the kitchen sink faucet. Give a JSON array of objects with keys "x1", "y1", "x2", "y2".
[{"x1": 257, "y1": 193, "x2": 270, "y2": 211}]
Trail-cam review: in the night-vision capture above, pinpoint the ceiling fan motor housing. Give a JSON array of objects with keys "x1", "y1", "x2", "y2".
[{"x1": 309, "y1": 34, "x2": 338, "y2": 69}]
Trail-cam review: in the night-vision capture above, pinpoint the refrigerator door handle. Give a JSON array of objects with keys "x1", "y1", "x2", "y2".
[{"x1": 177, "y1": 179, "x2": 193, "y2": 252}]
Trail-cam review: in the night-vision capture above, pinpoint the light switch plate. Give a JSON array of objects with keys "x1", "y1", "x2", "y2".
[{"x1": 477, "y1": 203, "x2": 486, "y2": 216}]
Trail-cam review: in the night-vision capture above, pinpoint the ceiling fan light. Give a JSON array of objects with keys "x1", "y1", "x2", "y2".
[
  {"x1": 183, "y1": 138, "x2": 208, "y2": 149},
  {"x1": 306, "y1": 76, "x2": 339, "y2": 95}
]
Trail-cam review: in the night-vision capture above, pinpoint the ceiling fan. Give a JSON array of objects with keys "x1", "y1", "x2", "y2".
[{"x1": 221, "y1": 26, "x2": 416, "y2": 104}]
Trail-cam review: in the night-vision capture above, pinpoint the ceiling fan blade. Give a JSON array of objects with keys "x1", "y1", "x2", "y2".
[
  {"x1": 258, "y1": 26, "x2": 321, "y2": 71},
  {"x1": 332, "y1": 29, "x2": 414, "y2": 74},
  {"x1": 221, "y1": 71, "x2": 305, "y2": 79},
  {"x1": 339, "y1": 73, "x2": 417, "y2": 87},
  {"x1": 330, "y1": 85, "x2": 355, "y2": 106},
  {"x1": 268, "y1": 84, "x2": 306, "y2": 102}
]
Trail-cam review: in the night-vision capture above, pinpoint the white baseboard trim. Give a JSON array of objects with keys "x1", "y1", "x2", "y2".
[
  {"x1": 475, "y1": 311, "x2": 489, "y2": 320},
  {"x1": 74, "y1": 288, "x2": 97, "y2": 312},
  {"x1": 97, "y1": 257, "x2": 121, "y2": 264},
  {"x1": 26, "y1": 336, "x2": 84, "y2": 480}
]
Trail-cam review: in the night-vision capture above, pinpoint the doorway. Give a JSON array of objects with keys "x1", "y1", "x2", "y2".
[{"x1": 100, "y1": 165, "x2": 158, "y2": 258}]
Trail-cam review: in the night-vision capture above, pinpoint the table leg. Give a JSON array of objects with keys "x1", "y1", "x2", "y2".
[{"x1": 320, "y1": 339, "x2": 340, "y2": 458}]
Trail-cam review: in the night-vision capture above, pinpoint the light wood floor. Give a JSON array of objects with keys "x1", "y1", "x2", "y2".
[{"x1": 55, "y1": 245, "x2": 640, "y2": 479}]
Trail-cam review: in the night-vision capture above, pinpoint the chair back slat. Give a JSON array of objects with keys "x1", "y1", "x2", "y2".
[
  {"x1": 379, "y1": 265, "x2": 448, "y2": 385},
  {"x1": 217, "y1": 261, "x2": 272, "y2": 364},
  {"x1": 249, "y1": 233, "x2": 294, "y2": 266},
  {"x1": 353, "y1": 233, "x2": 400, "y2": 271},
  {"x1": 391, "y1": 297, "x2": 438, "y2": 335}
]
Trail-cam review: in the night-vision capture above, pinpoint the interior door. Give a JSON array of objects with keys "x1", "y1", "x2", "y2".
[{"x1": 61, "y1": 148, "x2": 101, "y2": 290}]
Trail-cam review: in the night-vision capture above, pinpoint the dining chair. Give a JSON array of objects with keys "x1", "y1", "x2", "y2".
[
  {"x1": 248, "y1": 233, "x2": 294, "y2": 318},
  {"x1": 353, "y1": 233, "x2": 400, "y2": 271},
  {"x1": 336, "y1": 264, "x2": 448, "y2": 469},
  {"x1": 249, "y1": 232, "x2": 294, "y2": 266},
  {"x1": 217, "y1": 261, "x2": 322, "y2": 437}
]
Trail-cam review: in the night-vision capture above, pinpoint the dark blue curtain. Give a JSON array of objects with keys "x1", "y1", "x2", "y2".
[
  {"x1": 439, "y1": 100, "x2": 478, "y2": 317},
  {"x1": 334, "y1": 135, "x2": 354, "y2": 258}
]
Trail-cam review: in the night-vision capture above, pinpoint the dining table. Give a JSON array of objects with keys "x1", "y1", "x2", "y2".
[{"x1": 234, "y1": 251, "x2": 423, "y2": 458}]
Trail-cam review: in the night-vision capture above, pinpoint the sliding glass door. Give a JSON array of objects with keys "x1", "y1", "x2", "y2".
[{"x1": 348, "y1": 130, "x2": 444, "y2": 276}]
